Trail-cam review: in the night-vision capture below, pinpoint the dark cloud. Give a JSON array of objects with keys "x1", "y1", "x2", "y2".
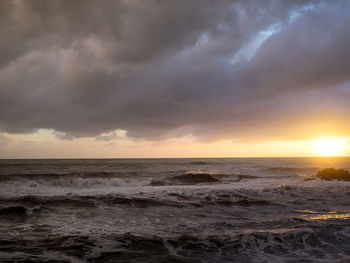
[{"x1": 1, "y1": 0, "x2": 350, "y2": 141}]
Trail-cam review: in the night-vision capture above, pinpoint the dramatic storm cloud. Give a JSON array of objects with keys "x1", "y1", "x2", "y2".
[{"x1": 1, "y1": 0, "x2": 350, "y2": 141}]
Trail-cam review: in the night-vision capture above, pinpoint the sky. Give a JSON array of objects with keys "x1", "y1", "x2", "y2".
[{"x1": 1, "y1": 0, "x2": 350, "y2": 158}]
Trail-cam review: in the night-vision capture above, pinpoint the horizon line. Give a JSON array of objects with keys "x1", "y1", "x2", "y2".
[{"x1": 1, "y1": 156, "x2": 349, "y2": 160}]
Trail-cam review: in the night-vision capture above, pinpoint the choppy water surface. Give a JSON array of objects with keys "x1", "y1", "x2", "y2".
[{"x1": 0, "y1": 158, "x2": 350, "y2": 262}]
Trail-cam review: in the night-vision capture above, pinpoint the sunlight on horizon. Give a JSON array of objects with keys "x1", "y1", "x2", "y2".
[
  {"x1": 312, "y1": 137, "x2": 348, "y2": 157},
  {"x1": 1, "y1": 129, "x2": 350, "y2": 158}
]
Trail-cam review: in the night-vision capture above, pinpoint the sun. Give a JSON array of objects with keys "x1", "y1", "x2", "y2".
[{"x1": 313, "y1": 138, "x2": 348, "y2": 156}]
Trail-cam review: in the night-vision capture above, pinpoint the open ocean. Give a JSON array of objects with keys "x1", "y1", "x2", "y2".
[{"x1": 0, "y1": 158, "x2": 350, "y2": 262}]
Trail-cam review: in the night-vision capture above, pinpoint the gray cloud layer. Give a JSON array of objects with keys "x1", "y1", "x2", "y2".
[{"x1": 1, "y1": 0, "x2": 350, "y2": 141}]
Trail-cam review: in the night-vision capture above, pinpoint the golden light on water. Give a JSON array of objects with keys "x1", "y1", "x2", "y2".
[
  {"x1": 313, "y1": 137, "x2": 348, "y2": 156},
  {"x1": 305, "y1": 212, "x2": 350, "y2": 220}
]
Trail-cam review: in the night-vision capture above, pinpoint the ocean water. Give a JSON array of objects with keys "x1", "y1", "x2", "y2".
[{"x1": 0, "y1": 158, "x2": 350, "y2": 262}]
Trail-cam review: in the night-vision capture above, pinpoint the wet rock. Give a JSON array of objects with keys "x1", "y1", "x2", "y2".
[
  {"x1": 170, "y1": 173, "x2": 219, "y2": 184},
  {"x1": 315, "y1": 168, "x2": 350, "y2": 181},
  {"x1": 151, "y1": 173, "x2": 219, "y2": 186},
  {"x1": 0, "y1": 206, "x2": 29, "y2": 222}
]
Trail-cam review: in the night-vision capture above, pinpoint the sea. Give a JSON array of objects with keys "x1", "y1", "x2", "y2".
[{"x1": 0, "y1": 158, "x2": 350, "y2": 263}]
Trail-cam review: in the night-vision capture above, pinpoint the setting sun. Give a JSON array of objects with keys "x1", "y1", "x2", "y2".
[{"x1": 313, "y1": 138, "x2": 348, "y2": 156}]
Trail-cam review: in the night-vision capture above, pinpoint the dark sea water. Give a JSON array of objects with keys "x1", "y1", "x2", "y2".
[{"x1": 0, "y1": 158, "x2": 350, "y2": 262}]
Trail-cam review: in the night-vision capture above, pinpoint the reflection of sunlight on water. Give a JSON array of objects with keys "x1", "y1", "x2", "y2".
[
  {"x1": 301, "y1": 212, "x2": 350, "y2": 220},
  {"x1": 295, "y1": 209, "x2": 320, "y2": 214},
  {"x1": 307, "y1": 213, "x2": 350, "y2": 220},
  {"x1": 243, "y1": 228, "x2": 296, "y2": 234}
]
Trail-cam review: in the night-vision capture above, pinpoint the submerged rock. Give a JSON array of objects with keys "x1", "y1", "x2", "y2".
[
  {"x1": 0, "y1": 206, "x2": 29, "y2": 222},
  {"x1": 151, "y1": 173, "x2": 220, "y2": 186},
  {"x1": 315, "y1": 168, "x2": 350, "y2": 181},
  {"x1": 171, "y1": 173, "x2": 220, "y2": 184}
]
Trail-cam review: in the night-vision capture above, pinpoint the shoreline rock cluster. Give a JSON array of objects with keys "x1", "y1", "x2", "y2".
[{"x1": 315, "y1": 168, "x2": 350, "y2": 181}]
